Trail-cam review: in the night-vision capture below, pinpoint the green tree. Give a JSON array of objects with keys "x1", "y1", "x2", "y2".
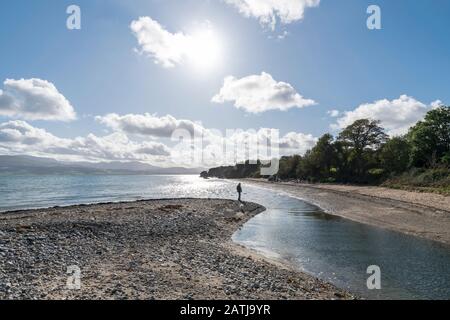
[
  {"x1": 408, "y1": 106, "x2": 450, "y2": 167},
  {"x1": 338, "y1": 119, "x2": 388, "y2": 180},
  {"x1": 307, "y1": 134, "x2": 337, "y2": 181},
  {"x1": 296, "y1": 150, "x2": 320, "y2": 182},
  {"x1": 338, "y1": 119, "x2": 388, "y2": 152},
  {"x1": 278, "y1": 155, "x2": 301, "y2": 179},
  {"x1": 380, "y1": 136, "x2": 411, "y2": 174},
  {"x1": 333, "y1": 140, "x2": 352, "y2": 181}
]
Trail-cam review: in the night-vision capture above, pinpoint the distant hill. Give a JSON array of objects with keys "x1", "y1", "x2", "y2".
[{"x1": 0, "y1": 155, "x2": 203, "y2": 175}]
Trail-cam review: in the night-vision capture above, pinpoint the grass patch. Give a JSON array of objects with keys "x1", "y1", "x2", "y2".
[{"x1": 382, "y1": 168, "x2": 450, "y2": 195}]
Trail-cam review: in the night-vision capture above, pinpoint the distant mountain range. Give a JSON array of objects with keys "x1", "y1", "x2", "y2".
[{"x1": 0, "y1": 155, "x2": 204, "y2": 175}]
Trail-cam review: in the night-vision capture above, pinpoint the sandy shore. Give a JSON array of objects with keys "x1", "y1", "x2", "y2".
[
  {"x1": 0, "y1": 199, "x2": 352, "y2": 300},
  {"x1": 245, "y1": 179, "x2": 450, "y2": 245}
]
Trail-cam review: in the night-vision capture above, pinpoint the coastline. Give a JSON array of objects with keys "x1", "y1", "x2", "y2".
[
  {"x1": 244, "y1": 179, "x2": 450, "y2": 246},
  {"x1": 0, "y1": 198, "x2": 353, "y2": 300}
]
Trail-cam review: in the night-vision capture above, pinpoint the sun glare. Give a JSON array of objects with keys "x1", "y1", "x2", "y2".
[{"x1": 187, "y1": 28, "x2": 223, "y2": 73}]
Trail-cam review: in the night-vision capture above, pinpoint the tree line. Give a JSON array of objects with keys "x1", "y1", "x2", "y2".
[{"x1": 202, "y1": 106, "x2": 450, "y2": 192}]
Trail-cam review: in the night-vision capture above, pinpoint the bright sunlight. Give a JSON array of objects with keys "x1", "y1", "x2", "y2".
[{"x1": 187, "y1": 27, "x2": 223, "y2": 72}]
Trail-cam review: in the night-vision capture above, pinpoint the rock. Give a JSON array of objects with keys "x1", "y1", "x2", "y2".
[{"x1": 0, "y1": 199, "x2": 350, "y2": 300}]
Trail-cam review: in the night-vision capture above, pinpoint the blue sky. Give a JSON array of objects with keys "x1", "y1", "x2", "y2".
[{"x1": 0, "y1": 0, "x2": 449, "y2": 166}]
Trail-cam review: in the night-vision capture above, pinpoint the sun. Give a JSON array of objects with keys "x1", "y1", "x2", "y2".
[{"x1": 187, "y1": 27, "x2": 223, "y2": 73}]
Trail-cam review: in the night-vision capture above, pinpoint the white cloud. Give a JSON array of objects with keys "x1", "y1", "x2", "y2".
[
  {"x1": 0, "y1": 121, "x2": 170, "y2": 162},
  {"x1": 278, "y1": 30, "x2": 290, "y2": 40},
  {"x1": 0, "y1": 120, "x2": 61, "y2": 146},
  {"x1": 431, "y1": 100, "x2": 443, "y2": 109},
  {"x1": 95, "y1": 113, "x2": 317, "y2": 158},
  {"x1": 0, "y1": 78, "x2": 76, "y2": 121},
  {"x1": 278, "y1": 131, "x2": 317, "y2": 154},
  {"x1": 332, "y1": 95, "x2": 441, "y2": 136},
  {"x1": 212, "y1": 72, "x2": 316, "y2": 113},
  {"x1": 224, "y1": 0, "x2": 320, "y2": 30},
  {"x1": 327, "y1": 109, "x2": 340, "y2": 117},
  {"x1": 130, "y1": 17, "x2": 190, "y2": 68},
  {"x1": 224, "y1": 128, "x2": 316, "y2": 153},
  {"x1": 58, "y1": 133, "x2": 171, "y2": 160},
  {"x1": 96, "y1": 113, "x2": 208, "y2": 139},
  {"x1": 130, "y1": 17, "x2": 222, "y2": 69},
  {"x1": 1, "y1": 115, "x2": 318, "y2": 168},
  {"x1": 171, "y1": 127, "x2": 318, "y2": 168}
]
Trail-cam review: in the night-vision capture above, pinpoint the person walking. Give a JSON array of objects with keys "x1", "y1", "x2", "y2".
[{"x1": 237, "y1": 183, "x2": 243, "y2": 203}]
